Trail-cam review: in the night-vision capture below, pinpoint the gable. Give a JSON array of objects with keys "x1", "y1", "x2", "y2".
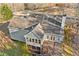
[{"x1": 24, "y1": 32, "x2": 40, "y2": 40}]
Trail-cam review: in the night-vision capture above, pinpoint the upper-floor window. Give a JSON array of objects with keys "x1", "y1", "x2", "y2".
[
  {"x1": 57, "y1": 36, "x2": 61, "y2": 41},
  {"x1": 51, "y1": 36, "x2": 52, "y2": 40},
  {"x1": 27, "y1": 37, "x2": 28, "y2": 41},
  {"x1": 32, "y1": 46, "x2": 36, "y2": 49},
  {"x1": 35, "y1": 39, "x2": 37, "y2": 43},
  {"x1": 32, "y1": 39, "x2": 34, "y2": 42},
  {"x1": 30, "y1": 38, "x2": 31, "y2": 42},
  {"x1": 38, "y1": 40, "x2": 41, "y2": 44},
  {"x1": 47, "y1": 36, "x2": 49, "y2": 39}
]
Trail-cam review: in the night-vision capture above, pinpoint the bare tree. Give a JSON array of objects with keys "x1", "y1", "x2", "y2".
[{"x1": 41, "y1": 40, "x2": 55, "y2": 56}]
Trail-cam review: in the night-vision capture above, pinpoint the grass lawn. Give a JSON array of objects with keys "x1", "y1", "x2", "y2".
[
  {"x1": 0, "y1": 40, "x2": 31, "y2": 56},
  {"x1": 13, "y1": 40, "x2": 31, "y2": 56}
]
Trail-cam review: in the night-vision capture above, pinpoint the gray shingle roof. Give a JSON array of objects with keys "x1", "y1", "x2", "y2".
[
  {"x1": 9, "y1": 16, "x2": 39, "y2": 29},
  {"x1": 32, "y1": 23, "x2": 44, "y2": 39},
  {"x1": 41, "y1": 20, "x2": 63, "y2": 34},
  {"x1": 9, "y1": 11, "x2": 64, "y2": 40},
  {"x1": 31, "y1": 20, "x2": 63, "y2": 39}
]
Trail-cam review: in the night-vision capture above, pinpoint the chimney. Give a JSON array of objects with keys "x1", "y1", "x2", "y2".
[{"x1": 61, "y1": 14, "x2": 66, "y2": 29}]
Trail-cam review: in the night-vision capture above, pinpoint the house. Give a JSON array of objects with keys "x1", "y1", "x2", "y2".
[{"x1": 8, "y1": 10, "x2": 66, "y2": 55}]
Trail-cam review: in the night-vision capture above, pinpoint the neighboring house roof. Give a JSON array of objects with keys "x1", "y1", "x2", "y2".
[
  {"x1": 15, "y1": 10, "x2": 63, "y2": 24},
  {"x1": 13, "y1": 10, "x2": 65, "y2": 28}
]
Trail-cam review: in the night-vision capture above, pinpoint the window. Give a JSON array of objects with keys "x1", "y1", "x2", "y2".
[
  {"x1": 51, "y1": 36, "x2": 52, "y2": 40},
  {"x1": 32, "y1": 46, "x2": 36, "y2": 49},
  {"x1": 35, "y1": 39, "x2": 37, "y2": 43},
  {"x1": 32, "y1": 54, "x2": 36, "y2": 56},
  {"x1": 27, "y1": 38, "x2": 28, "y2": 39},
  {"x1": 37, "y1": 47, "x2": 40, "y2": 50},
  {"x1": 47, "y1": 36, "x2": 49, "y2": 39},
  {"x1": 53, "y1": 36, "x2": 55, "y2": 40},
  {"x1": 27, "y1": 38, "x2": 28, "y2": 41},
  {"x1": 32, "y1": 39, "x2": 34, "y2": 42},
  {"x1": 30, "y1": 38, "x2": 31, "y2": 42},
  {"x1": 57, "y1": 36, "x2": 61, "y2": 41},
  {"x1": 38, "y1": 40, "x2": 41, "y2": 44},
  {"x1": 35, "y1": 51, "x2": 40, "y2": 54},
  {"x1": 58, "y1": 38, "x2": 60, "y2": 41}
]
